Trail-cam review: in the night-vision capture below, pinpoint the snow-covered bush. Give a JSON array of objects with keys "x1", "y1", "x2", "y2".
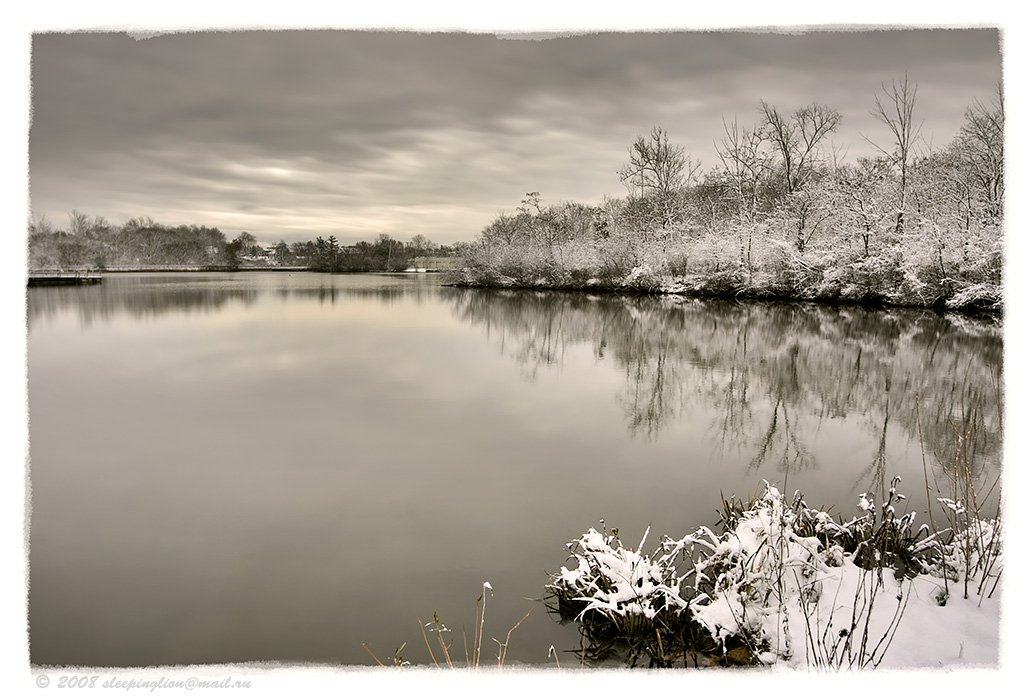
[
  {"x1": 546, "y1": 525, "x2": 695, "y2": 666},
  {"x1": 667, "y1": 486, "x2": 831, "y2": 664},
  {"x1": 939, "y1": 516, "x2": 1003, "y2": 591},
  {"x1": 549, "y1": 479, "x2": 1002, "y2": 668},
  {"x1": 945, "y1": 283, "x2": 1002, "y2": 311},
  {"x1": 671, "y1": 482, "x2": 933, "y2": 668},
  {"x1": 622, "y1": 265, "x2": 662, "y2": 291}
]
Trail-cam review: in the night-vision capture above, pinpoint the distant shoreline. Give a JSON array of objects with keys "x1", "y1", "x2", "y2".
[
  {"x1": 30, "y1": 267, "x2": 450, "y2": 274},
  {"x1": 98, "y1": 266, "x2": 311, "y2": 273}
]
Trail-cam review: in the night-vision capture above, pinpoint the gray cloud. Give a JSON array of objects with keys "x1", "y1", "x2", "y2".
[{"x1": 30, "y1": 29, "x2": 1002, "y2": 244}]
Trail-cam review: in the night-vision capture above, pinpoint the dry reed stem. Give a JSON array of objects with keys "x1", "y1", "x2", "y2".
[
  {"x1": 417, "y1": 618, "x2": 440, "y2": 668},
  {"x1": 361, "y1": 643, "x2": 385, "y2": 667},
  {"x1": 497, "y1": 608, "x2": 534, "y2": 668}
]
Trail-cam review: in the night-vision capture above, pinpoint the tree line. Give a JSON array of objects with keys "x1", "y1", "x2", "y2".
[
  {"x1": 287, "y1": 233, "x2": 464, "y2": 272},
  {"x1": 28, "y1": 214, "x2": 464, "y2": 273},
  {"x1": 463, "y1": 78, "x2": 1004, "y2": 310}
]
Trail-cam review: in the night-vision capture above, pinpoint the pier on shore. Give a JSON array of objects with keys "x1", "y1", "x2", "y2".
[{"x1": 28, "y1": 270, "x2": 103, "y2": 287}]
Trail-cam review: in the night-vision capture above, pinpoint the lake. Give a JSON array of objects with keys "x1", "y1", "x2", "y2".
[{"x1": 27, "y1": 272, "x2": 1003, "y2": 667}]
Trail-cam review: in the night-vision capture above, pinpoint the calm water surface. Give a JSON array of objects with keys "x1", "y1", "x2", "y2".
[{"x1": 27, "y1": 272, "x2": 1002, "y2": 666}]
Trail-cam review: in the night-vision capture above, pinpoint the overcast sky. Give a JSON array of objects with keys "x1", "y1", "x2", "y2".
[{"x1": 29, "y1": 28, "x2": 1002, "y2": 245}]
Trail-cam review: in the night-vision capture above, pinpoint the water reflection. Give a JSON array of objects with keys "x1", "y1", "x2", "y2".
[
  {"x1": 28, "y1": 275, "x2": 1003, "y2": 497},
  {"x1": 27, "y1": 280, "x2": 261, "y2": 327},
  {"x1": 27, "y1": 273, "x2": 1003, "y2": 667},
  {"x1": 27, "y1": 272, "x2": 443, "y2": 327},
  {"x1": 448, "y1": 289, "x2": 1002, "y2": 497}
]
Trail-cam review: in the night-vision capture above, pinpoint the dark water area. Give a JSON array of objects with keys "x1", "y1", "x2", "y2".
[{"x1": 26, "y1": 272, "x2": 1002, "y2": 667}]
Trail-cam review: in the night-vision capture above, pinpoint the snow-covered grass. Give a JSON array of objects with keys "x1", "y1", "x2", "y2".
[{"x1": 547, "y1": 480, "x2": 1001, "y2": 669}]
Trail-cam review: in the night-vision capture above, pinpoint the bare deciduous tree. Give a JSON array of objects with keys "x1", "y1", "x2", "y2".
[
  {"x1": 618, "y1": 126, "x2": 699, "y2": 199},
  {"x1": 781, "y1": 187, "x2": 834, "y2": 254},
  {"x1": 715, "y1": 118, "x2": 773, "y2": 272},
  {"x1": 957, "y1": 82, "x2": 1004, "y2": 222},
  {"x1": 760, "y1": 101, "x2": 842, "y2": 195},
  {"x1": 409, "y1": 234, "x2": 435, "y2": 256},
  {"x1": 835, "y1": 158, "x2": 893, "y2": 257},
  {"x1": 869, "y1": 75, "x2": 921, "y2": 234},
  {"x1": 617, "y1": 127, "x2": 701, "y2": 236},
  {"x1": 68, "y1": 210, "x2": 91, "y2": 237},
  {"x1": 29, "y1": 214, "x2": 54, "y2": 237},
  {"x1": 716, "y1": 118, "x2": 771, "y2": 225}
]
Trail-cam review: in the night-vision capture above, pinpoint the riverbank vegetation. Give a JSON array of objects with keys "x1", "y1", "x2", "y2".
[
  {"x1": 459, "y1": 79, "x2": 1003, "y2": 312},
  {"x1": 548, "y1": 476, "x2": 1001, "y2": 668}
]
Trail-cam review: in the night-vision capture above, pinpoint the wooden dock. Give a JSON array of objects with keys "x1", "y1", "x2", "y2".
[{"x1": 28, "y1": 270, "x2": 104, "y2": 287}]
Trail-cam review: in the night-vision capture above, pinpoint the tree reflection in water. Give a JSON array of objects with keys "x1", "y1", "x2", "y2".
[
  {"x1": 26, "y1": 273, "x2": 443, "y2": 328},
  {"x1": 448, "y1": 289, "x2": 1002, "y2": 500},
  {"x1": 29, "y1": 276, "x2": 1002, "y2": 503}
]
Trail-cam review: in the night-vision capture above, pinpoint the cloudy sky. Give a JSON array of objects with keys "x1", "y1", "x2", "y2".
[{"x1": 29, "y1": 29, "x2": 1001, "y2": 245}]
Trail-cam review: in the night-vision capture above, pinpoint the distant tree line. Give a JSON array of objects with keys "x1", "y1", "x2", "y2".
[
  {"x1": 284, "y1": 233, "x2": 465, "y2": 272},
  {"x1": 28, "y1": 214, "x2": 465, "y2": 273},
  {"x1": 462, "y1": 78, "x2": 1004, "y2": 310},
  {"x1": 29, "y1": 215, "x2": 231, "y2": 269}
]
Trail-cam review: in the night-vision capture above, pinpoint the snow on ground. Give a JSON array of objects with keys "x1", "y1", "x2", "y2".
[{"x1": 778, "y1": 559, "x2": 999, "y2": 668}]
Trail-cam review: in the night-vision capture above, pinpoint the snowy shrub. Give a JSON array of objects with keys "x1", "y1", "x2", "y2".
[
  {"x1": 549, "y1": 478, "x2": 1001, "y2": 668},
  {"x1": 622, "y1": 265, "x2": 662, "y2": 291},
  {"x1": 831, "y1": 477, "x2": 930, "y2": 578},
  {"x1": 946, "y1": 283, "x2": 1002, "y2": 311},
  {"x1": 552, "y1": 526, "x2": 689, "y2": 620},
  {"x1": 546, "y1": 525, "x2": 696, "y2": 666},
  {"x1": 667, "y1": 485, "x2": 839, "y2": 664},
  {"x1": 940, "y1": 517, "x2": 1003, "y2": 592}
]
